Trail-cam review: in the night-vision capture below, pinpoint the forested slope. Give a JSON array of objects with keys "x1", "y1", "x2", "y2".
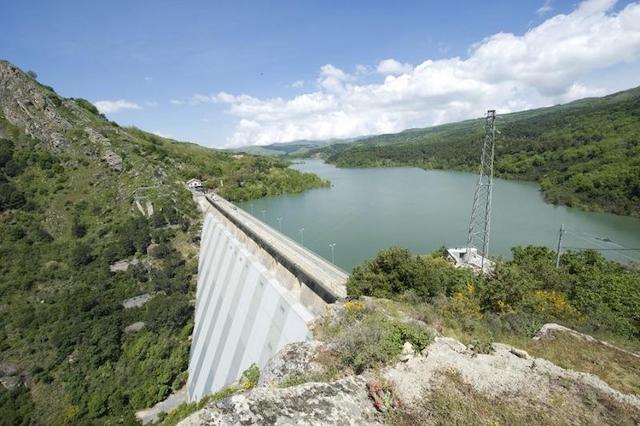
[
  {"x1": 319, "y1": 87, "x2": 640, "y2": 216},
  {"x1": 0, "y1": 60, "x2": 327, "y2": 424}
]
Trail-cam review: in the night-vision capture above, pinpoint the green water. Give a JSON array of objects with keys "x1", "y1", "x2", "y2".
[{"x1": 238, "y1": 160, "x2": 640, "y2": 271}]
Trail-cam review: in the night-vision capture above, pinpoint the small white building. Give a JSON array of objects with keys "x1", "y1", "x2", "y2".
[
  {"x1": 446, "y1": 247, "x2": 494, "y2": 274},
  {"x1": 187, "y1": 178, "x2": 204, "y2": 191}
]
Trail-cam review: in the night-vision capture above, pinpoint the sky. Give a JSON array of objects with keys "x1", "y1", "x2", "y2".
[{"x1": 1, "y1": 0, "x2": 640, "y2": 148}]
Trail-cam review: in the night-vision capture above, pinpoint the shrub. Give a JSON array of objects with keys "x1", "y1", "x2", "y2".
[
  {"x1": 347, "y1": 248, "x2": 475, "y2": 301},
  {"x1": 443, "y1": 283, "x2": 482, "y2": 321},
  {"x1": 240, "y1": 364, "x2": 260, "y2": 390},
  {"x1": 333, "y1": 311, "x2": 431, "y2": 373}
]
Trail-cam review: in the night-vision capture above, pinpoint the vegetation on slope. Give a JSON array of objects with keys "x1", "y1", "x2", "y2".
[
  {"x1": 0, "y1": 63, "x2": 328, "y2": 424},
  {"x1": 348, "y1": 246, "x2": 640, "y2": 340},
  {"x1": 340, "y1": 246, "x2": 640, "y2": 423},
  {"x1": 318, "y1": 87, "x2": 640, "y2": 216}
]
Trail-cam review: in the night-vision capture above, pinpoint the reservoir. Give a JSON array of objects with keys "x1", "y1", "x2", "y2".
[{"x1": 238, "y1": 160, "x2": 640, "y2": 271}]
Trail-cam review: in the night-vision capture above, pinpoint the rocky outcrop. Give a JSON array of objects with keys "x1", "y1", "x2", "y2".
[
  {"x1": 258, "y1": 341, "x2": 324, "y2": 387},
  {"x1": 102, "y1": 149, "x2": 123, "y2": 171},
  {"x1": 385, "y1": 337, "x2": 640, "y2": 409},
  {"x1": 180, "y1": 376, "x2": 382, "y2": 426},
  {"x1": 0, "y1": 362, "x2": 21, "y2": 390},
  {"x1": 182, "y1": 330, "x2": 640, "y2": 425},
  {"x1": 534, "y1": 323, "x2": 640, "y2": 359},
  {"x1": 0, "y1": 60, "x2": 71, "y2": 149},
  {"x1": 0, "y1": 60, "x2": 125, "y2": 172}
]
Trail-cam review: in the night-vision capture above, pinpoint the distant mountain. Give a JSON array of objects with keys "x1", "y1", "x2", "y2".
[
  {"x1": 309, "y1": 87, "x2": 640, "y2": 216},
  {"x1": 231, "y1": 136, "x2": 369, "y2": 157}
]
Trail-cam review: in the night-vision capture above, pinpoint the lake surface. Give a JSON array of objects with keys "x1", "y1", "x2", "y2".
[{"x1": 238, "y1": 160, "x2": 640, "y2": 271}]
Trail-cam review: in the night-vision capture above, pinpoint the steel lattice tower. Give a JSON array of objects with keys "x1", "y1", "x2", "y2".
[{"x1": 466, "y1": 110, "x2": 496, "y2": 270}]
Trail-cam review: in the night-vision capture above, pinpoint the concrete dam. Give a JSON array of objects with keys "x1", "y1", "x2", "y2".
[{"x1": 187, "y1": 194, "x2": 348, "y2": 401}]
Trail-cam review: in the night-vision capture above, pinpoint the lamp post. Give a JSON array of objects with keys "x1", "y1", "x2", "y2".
[
  {"x1": 261, "y1": 209, "x2": 266, "y2": 222},
  {"x1": 299, "y1": 227, "x2": 305, "y2": 247},
  {"x1": 329, "y1": 243, "x2": 336, "y2": 264},
  {"x1": 277, "y1": 217, "x2": 283, "y2": 232}
]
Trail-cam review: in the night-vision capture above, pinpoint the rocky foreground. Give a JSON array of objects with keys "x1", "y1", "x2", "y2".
[{"x1": 178, "y1": 302, "x2": 640, "y2": 426}]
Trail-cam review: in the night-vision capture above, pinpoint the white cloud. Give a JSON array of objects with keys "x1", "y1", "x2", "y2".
[
  {"x1": 376, "y1": 59, "x2": 413, "y2": 75},
  {"x1": 290, "y1": 80, "x2": 304, "y2": 88},
  {"x1": 94, "y1": 99, "x2": 142, "y2": 114},
  {"x1": 153, "y1": 131, "x2": 174, "y2": 139},
  {"x1": 170, "y1": 99, "x2": 185, "y2": 105},
  {"x1": 537, "y1": 0, "x2": 554, "y2": 16},
  {"x1": 355, "y1": 64, "x2": 372, "y2": 75},
  {"x1": 207, "y1": 0, "x2": 640, "y2": 146}
]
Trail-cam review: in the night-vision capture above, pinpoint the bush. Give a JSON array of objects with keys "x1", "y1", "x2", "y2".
[
  {"x1": 71, "y1": 243, "x2": 96, "y2": 266},
  {"x1": 349, "y1": 245, "x2": 640, "y2": 338},
  {"x1": 347, "y1": 247, "x2": 475, "y2": 300},
  {"x1": 332, "y1": 310, "x2": 431, "y2": 373},
  {"x1": 240, "y1": 364, "x2": 260, "y2": 390}
]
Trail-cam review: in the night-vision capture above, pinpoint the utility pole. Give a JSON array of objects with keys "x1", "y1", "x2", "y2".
[
  {"x1": 556, "y1": 224, "x2": 565, "y2": 268},
  {"x1": 329, "y1": 243, "x2": 336, "y2": 264},
  {"x1": 466, "y1": 110, "x2": 497, "y2": 271},
  {"x1": 299, "y1": 227, "x2": 305, "y2": 247},
  {"x1": 277, "y1": 217, "x2": 283, "y2": 233}
]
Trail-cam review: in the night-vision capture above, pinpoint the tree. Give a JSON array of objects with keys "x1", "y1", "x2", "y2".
[{"x1": 26, "y1": 70, "x2": 38, "y2": 79}]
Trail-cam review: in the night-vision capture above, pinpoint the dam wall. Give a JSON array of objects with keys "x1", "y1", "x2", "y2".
[{"x1": 187, "y1": 194, "x2": 347, "y2": 401}]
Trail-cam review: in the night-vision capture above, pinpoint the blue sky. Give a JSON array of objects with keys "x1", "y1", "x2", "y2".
[{"x1": 2, "y1": 0, "x2": 640, "y2": 147}]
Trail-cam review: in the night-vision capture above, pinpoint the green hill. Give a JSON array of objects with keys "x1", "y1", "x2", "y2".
[
  {"x1": 0, "y1": 60, "x2": 328, "y2": 424},
  {"x1": 314, "y1": 87, "x2": 640, "y2": 216},
  {"x1": 231, "y1": 139, "x2": 334, "y2": 157}
]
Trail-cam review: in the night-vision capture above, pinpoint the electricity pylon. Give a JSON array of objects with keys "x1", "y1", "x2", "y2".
[{"x1": 466, "y1": 110, "x2": 496, "y2": 271}]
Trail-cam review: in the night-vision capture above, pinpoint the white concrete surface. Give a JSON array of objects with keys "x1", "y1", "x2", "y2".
[{"x1": 187, "y1": 211, "x2": 319, "y2": 401}]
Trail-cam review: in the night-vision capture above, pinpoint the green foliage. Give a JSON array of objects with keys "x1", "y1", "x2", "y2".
[
  {"x1": 0, "y1": 386, "x2": 34, "y2": 426},
  {"x1": 72, "y1": 98, "x2": 100, "y2": 116},
  {"x1": 240, "y1": 364, "x2": 260, "y2": 390},
  {"x1": 322, "y1": 308, "x2": 432, "y2": 374},
  {"x1": 320, "y1": 86, "x2": 640, "y2": 216},
  {"x1": 156, "y1": 386, "x2": 239, "y2": 426},
  {"x1": 347, "y1": 245, "x2": 640, "y2": 339},
  {"x1": 348, "y1": 247, "x2": 475, "y2": 300},
  {"x1": 0, "y1": 74, "x2": 332, "y2": 424}
]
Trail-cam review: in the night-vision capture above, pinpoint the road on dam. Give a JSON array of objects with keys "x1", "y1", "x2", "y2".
[{"x1": 207, "y1": 194, "x2": 348, "y2": 300}]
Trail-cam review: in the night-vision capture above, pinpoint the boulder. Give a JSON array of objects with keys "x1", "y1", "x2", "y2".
[{"x1": 179, "y1": 376, "x2": 382, "y2": 426}]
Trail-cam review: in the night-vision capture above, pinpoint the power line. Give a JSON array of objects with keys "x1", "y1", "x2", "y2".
[
  {"x1": 562, "y1": 247, "x2": 640, "y2": 251},
  {"x1": 563, "y1": 230, "x2": 639, "y2": 262}
]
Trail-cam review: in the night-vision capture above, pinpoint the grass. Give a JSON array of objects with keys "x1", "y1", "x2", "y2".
[
  {"x1": 155, "y1": 386, "x2": 239, "y2": 426},
  {"x1": 389, "y1": 369, "x2": 640, "y2": 426},
  {"x1": 313, "y1": 301, "x2": 432, "y2": 374},
  {"x1": 502, "y1": 333, "x2": 640, "y2": 396}
]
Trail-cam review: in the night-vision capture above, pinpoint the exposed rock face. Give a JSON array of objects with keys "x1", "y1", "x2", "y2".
[
  {"x1": 0, "y1": 60, "x2": 71, "y2": 149},
  {"x1": 121, "y1": 293, "x2": 155, "y2": 309},
  {"x1": 0, "y1": 361, "x2": 21, "y2": 390},
  {"x1": 182, "y1": 330, "x2": 640, "y2": 425},
  {"x1": 258, "y1": 341, "x2": 324, "y2": 387},
  {"x1": 0, "y1": 60, "x2": 125, "y2": 171},
  {"x1": 385, "y1": 337, "x2": 640, "y2": 410},
  {"x1": 124, "y1": 321, "x2": 146, "y2": 333},
  {"x1": 102, "y1": 149, "x2": 123, "y2": 171},
  {"x1": 180, "y1": 376, "x2": 382, "y2": 426},
  {"x1": 534, "y1": 323, "x2": 640, "y2": 359}
]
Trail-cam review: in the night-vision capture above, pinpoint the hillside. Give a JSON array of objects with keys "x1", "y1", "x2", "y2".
[
  {"x1": 0, "y1": 60, "x2": 328, "y2": 424},
  {"x1": 310, "y1": 87, "x2": 640, "y2": 216},
  {"x1": 173, "y1": 245, "x2": 640, "y2": 425}
]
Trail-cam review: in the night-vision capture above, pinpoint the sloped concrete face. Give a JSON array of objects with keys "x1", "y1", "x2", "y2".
[{"x1": 187, "y1": 213, "x2": 315, "y2": 401}]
